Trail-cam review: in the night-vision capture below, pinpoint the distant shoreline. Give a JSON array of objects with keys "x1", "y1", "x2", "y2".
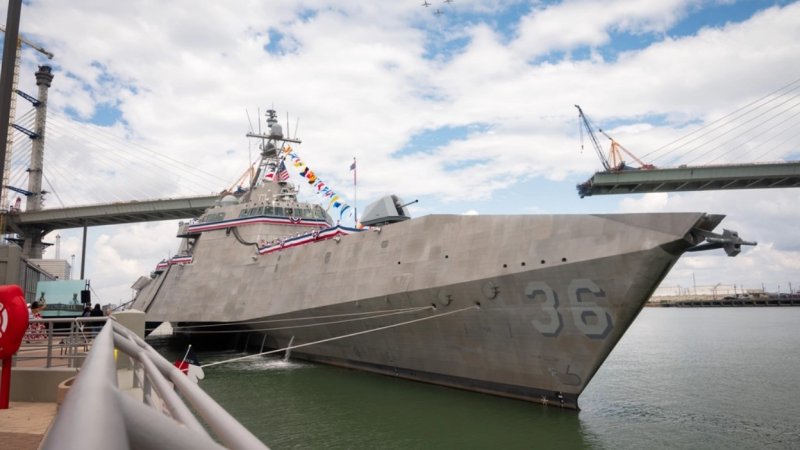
[{"x1": 647, "y1": 294, "x2": 800, "y2": 307}]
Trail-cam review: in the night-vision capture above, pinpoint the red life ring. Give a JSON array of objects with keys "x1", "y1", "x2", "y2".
[{"x1": 0, "y1": 285, "x2": 29, "y2": 358}]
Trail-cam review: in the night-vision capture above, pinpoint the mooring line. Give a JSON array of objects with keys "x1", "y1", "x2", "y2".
[
  {"x1": 200, "y1": 304, "x2": 478, "y2": 369},
  {"x1": 169, "y1": 305, "x2": 430, "y2": 331},
  {"x1": 183, "y1": 306, "x2": 434, "y2": 334}
]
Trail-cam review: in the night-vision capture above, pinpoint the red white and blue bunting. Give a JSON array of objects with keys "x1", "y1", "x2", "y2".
[
  {"x1": 155, "y1": 255, "x2": 194, "y2": 271},
  {"x1": 187, "y1": 215, "x2": 329, "y2": 233},
  {"x1": 257, "y1": 224, "x2": 362, "y2": 255}
]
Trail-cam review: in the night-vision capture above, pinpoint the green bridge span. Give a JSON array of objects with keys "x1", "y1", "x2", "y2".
[{"x1": 578, "y1": 161, "x2": 800, "y2": 197}]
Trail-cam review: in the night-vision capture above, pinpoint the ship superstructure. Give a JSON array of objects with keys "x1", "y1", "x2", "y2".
[{"x1": 131, "y1": 110, "x2": 753, "y2": 409}]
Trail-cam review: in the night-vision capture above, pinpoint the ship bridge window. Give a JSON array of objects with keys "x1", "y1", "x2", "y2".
[
  {"x1": 241, "y1": 208, "x2": 261, "y2": 217},
  {"x1": 311, "y1": 206, "x2": 324, "y2": 219},
  {"x1": 264, "y1": 205, "x2": 274, "y2": 215},
  {"x1": 299, "y1": 208, "x2": 311, "y2": 218},
  {"x1": 254, "y1": 207, "x2": 264, "y2": 216},
  {"x1": 286, "y1": 207, "x2": 294, "y2": 216},
  {"x1": 274, "y1": 206, "x2": 284, "y2": 216}
]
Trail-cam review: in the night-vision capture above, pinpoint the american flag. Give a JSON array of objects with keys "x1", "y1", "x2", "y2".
[{"x1": 277, "y1": 161, "x2": 290, "y2": 181}]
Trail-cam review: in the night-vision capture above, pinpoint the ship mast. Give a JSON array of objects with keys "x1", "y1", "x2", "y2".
[{"x1": 246, "y1": 109, "x2": 301, "y2": 187}]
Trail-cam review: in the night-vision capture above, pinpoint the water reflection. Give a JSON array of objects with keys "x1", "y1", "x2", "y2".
[{"x1": 195, "y1": 353, "x2": 591, "y2": 449}]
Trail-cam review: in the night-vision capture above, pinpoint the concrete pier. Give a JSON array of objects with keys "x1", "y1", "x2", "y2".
[{"x1": 0, "y1": 401, "x2": 58, "y2": 450}]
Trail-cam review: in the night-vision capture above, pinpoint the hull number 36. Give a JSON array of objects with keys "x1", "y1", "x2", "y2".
[{"x1": 524, "y1": 279, "x2": 613, "y2": 339}]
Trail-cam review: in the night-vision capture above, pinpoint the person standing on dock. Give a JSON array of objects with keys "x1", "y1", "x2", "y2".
[
  {"x1": 24, "y1": 301, "x2": 46, "y2": 342},
  {"x1": 89, "y1": 303, "x2": 104, "y2": 335}
]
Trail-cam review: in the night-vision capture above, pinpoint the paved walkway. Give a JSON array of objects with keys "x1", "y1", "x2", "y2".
[
  {"x1": 0, "y1": 401, "x2": 58, "y2": 450},
  {"x1": 14, "y1": 346, "x2": 79, "y2": 368}
]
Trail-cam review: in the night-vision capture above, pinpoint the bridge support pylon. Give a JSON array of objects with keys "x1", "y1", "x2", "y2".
[{"x1": 21, "y1": 65, "x2": 54, "y2": 258}]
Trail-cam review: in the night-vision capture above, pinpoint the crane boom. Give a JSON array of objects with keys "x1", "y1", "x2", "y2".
[
  {"x1": 575, "y1": 105, "x2": 611, "y2": 171},
  {"x1": 0, "y1": 25, "x2": 53, "y2": 59}
]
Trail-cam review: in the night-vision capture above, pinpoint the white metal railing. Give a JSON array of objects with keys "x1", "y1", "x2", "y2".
[
  {"x1": 14, "y1": 316, "x2": 108, "y2": 368},
  {"x1": 40, "y1": 319, "x2": 269, "y2": 449}
]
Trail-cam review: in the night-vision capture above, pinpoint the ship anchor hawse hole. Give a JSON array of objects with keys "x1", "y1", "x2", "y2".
[
  {"x1": 437, "y1": 290, "x2": 452, "y2": 307},
  {"x1": 482, "y1": 281, "x2": 499, "y2": 300}
]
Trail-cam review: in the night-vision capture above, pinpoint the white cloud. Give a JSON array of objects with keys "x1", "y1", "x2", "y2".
[{"x1": 511, "y1": 0, "x2": 691, "y2": 58}]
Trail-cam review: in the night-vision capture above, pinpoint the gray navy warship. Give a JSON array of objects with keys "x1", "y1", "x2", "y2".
[{"x1": 131, "y1": 110, "x2": 753, "y2": 409}]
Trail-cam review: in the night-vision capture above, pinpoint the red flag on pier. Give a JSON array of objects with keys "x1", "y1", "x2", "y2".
[{"x1": 174, "y1": 346, "x2": 204, "y2": 383}]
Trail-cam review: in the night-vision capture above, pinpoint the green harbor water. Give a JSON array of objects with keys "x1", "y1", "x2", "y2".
[{"x1": 151, "y1": 308, "x2": 800, "y2": 449}]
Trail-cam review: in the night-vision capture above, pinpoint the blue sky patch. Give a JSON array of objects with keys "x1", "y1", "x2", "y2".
[
  {"x1": 421, "y1": 33, "x2": 470, "y2": 62},
  {"x1": 568, "y1": 46, "x2": 593, "y2": 61},
  {"x1": 415, "y1": 0, "x2": 535, "y2": 61},
  {"x1": 264, "y1": 28, "x2": 285, "y2": 55},
  {"x1": 601, "y1": 113, "x2": 673, "y2": 130},
  {"x1": 782, "y1": 150, "x2": 800, "y2": 161},
  {"x1": 490, "y1": 1, "x2": 535, "y2": 43},
  {"x1": 297, "y1": 8, "x2": 317, "y2": 22},
  {"x1": 394, "y1": 123, "x2": 491, "y2": 157},
  {"x1": 668, "y1": 0, "x2": 795, "y2": 39},
  {"x1": 596, "y1": 29, "x2": 662, "y2": 62},
  {"x1": 530, "y1": 49, "x2": 566, "y2": 66},
  {"x1": 89, "y1": 103, "x2": 124, "y2": 126},
  {"x1": 418, "y1": 0, "x2": 533, "y2": 44}
]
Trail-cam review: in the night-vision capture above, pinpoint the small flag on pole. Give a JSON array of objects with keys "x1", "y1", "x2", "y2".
[
  {"x1": 263, "y1": 161, "x2": 277, "y2": 181},
  {"x1": 174, "y1": 345, "x2": 205, "y2": 383},
  {"x1": 277, "y1": 161, "x2": 290, "y2": 181},
  {"x1": 351, "y1": 157, "x2": 357, "y2": 226}
]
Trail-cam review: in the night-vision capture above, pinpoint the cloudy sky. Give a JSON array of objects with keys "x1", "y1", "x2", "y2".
[{"x1": 3, "y1": 0, "x2": 799, "y2": 304}]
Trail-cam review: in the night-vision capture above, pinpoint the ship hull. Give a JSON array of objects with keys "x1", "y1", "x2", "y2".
[{"x1": 133, "y1": 212, "x2": 716, "y2": 408}]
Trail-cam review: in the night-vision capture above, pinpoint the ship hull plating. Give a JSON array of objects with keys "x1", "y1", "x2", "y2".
[{"x1": 134, "y1": 212, "x2": 712, "y2": 408}]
